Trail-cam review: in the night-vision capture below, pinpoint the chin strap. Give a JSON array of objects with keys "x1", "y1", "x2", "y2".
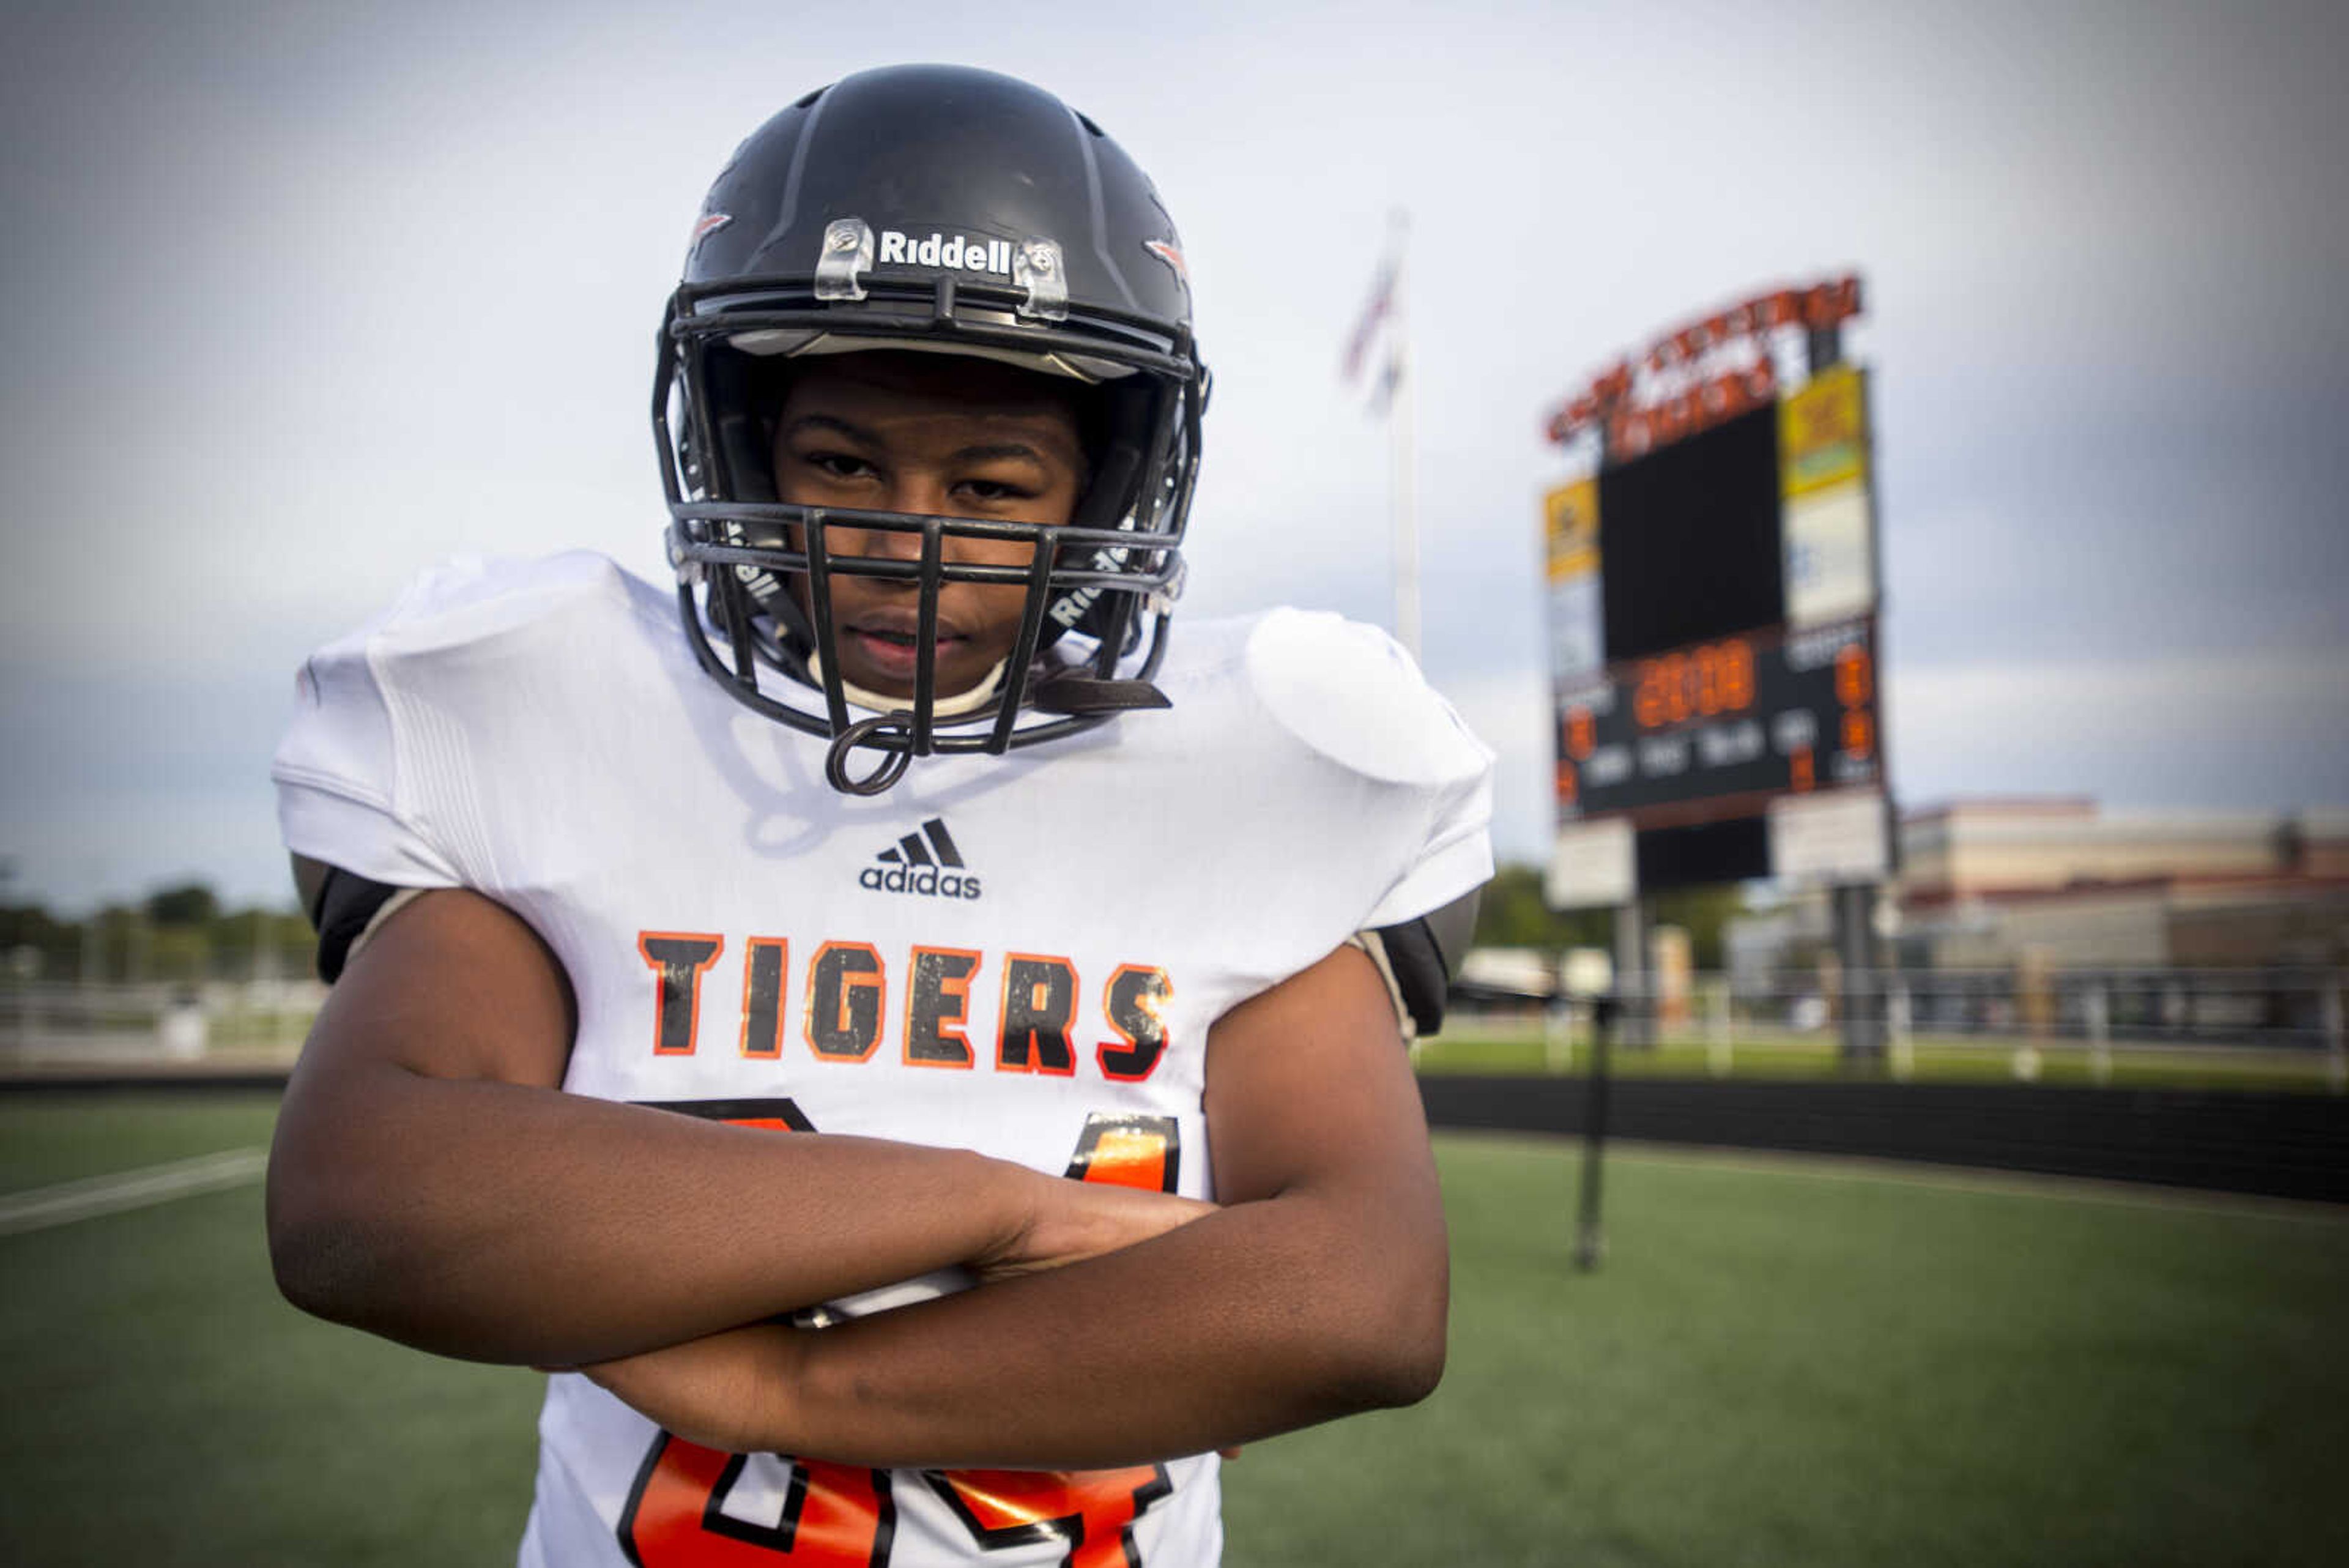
[
  {"x1": 1030, "y1": 671, "x2": 1173, "y2": 714},
  {"x1": 808, "y1": 653, "x2": 1012, "y2": 797},
  {"x1": 805, "y1": 652, "x2": 1009, "y2": 719},
  {"x1": 805, "y1": 652, "x2": 1173, "y2": 796}
]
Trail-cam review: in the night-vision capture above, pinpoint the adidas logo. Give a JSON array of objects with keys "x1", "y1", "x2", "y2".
[{"x1": 859, "y1": 817, "x2": 982, "y2": 900}]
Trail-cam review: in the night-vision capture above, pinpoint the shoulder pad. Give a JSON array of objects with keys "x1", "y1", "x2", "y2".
[
  {"x1": 1362, "y1": 885, "x2": 1483, "y2": 1038},
  {"x1": 1244, "y1": 609, "x2": 1489, "y2": 787},
  {"x1": 370, "y1": 551, "x2": 643, "y2": 655},
  {"x1": 291, "y1": 855, "x2": 405, "y2": 983}
]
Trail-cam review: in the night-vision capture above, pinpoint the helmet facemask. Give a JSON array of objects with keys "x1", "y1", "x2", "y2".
[{"x1": 656, "y1": 283, "x2": 1203, "y2": 795}]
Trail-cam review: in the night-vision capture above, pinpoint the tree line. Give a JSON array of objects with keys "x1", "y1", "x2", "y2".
[
  {"x1": 1, "y1": 865, "x2": 1743, "y2": 987},
  {"x1": 1472, "y1": 864, "x2": 1743, "y2": 969},
  {"x1": 0, "y1": 882, "x2": 316, "y2": 987}
]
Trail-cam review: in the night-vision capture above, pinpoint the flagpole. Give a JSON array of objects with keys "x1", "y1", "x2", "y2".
[{"x1": 1389, "y1": 210, "x2": 1420, "y2": 663}]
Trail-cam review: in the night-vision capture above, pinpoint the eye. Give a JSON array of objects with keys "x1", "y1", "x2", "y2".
[
  {"x1": 955, "y1": 477, "x2": 1032, "y2": 503},
  {"x1": 796, "y1": 448, "x2": 877, "y2": 482}
]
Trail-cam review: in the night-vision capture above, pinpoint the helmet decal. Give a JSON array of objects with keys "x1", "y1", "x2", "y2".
[{"x1": 1143, "y1": 239, "x2": 1188, "y2": 286}]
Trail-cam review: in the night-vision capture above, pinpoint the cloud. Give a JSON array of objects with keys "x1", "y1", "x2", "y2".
[{"x1": 1887, "y1": 654, "x2": 2349, "y2": 811}]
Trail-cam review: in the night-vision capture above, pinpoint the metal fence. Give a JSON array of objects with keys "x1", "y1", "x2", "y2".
[
  {"x1": 1743, "y1": 966, "x2": 2342, "y2": 1050},
  {"x1": 0, "y1": 979, "x2": 325, "y2": 1068},
  {"x1": 1448, "y1": 965, "x2": 2349, "y2": 1090},
  {"x1": 7, "y1": 967, "x2": 2343, "y2": 1088}
]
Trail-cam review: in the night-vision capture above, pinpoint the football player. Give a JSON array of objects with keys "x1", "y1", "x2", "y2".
[{"x1": 267, "y1": 64, "x2": 1493, "y2": 1567}]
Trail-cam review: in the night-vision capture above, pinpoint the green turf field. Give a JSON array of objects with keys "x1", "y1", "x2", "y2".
[{"x1": 2, "y1": 1094, "x2": 2343, "y2": 1566}]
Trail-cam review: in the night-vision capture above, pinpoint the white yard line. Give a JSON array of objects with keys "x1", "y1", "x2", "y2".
[{"x1": 0, "y1": 1148, "x2": 270, "y2": 1236}]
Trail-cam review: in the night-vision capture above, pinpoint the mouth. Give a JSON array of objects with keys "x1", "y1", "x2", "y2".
[{"x1": 843, "y1": 616, "x2": 967, "y2": 683}]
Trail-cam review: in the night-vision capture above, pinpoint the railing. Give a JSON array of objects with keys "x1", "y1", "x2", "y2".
[
  {"x1": 0, "y1": 979, "x2": 327, "y2": 1068},
  {"x1": 9, "y1": 968, "x2": 2343, "y2": 1091},
  {"x1": 1441, "y1": 966, "x2": 2349, "y2": 1092}
]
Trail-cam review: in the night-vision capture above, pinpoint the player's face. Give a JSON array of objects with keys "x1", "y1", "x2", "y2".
[{"x1": 771, "y1": 353, "x2": 1087, "y2": 702}]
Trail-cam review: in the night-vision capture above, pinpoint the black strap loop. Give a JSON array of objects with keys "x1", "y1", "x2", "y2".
[{"x1": 824, "y1": 712, "x2": 916, "y2": 795}]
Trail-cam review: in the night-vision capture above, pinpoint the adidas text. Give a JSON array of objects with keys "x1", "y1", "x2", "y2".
[
  {"x1": 878, "y1": 231, "x2": 1011, "y2": 277},
  {"x1": 859, "y1": 863, "x2": 983, "y2": 900}
]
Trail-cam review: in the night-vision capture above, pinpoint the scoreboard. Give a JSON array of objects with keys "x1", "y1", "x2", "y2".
[
  {"x1": 1556, "y1": 617, "x2": 1881, "y2": 828},
  {"x1": 1541, "y1": 280, "x2": 1890, "y2": 901}
]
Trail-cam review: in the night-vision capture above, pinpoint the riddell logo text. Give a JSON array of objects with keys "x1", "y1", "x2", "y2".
[
  {"x1": 859, "y1": 863, "x2": 982, "y2": 899},
  {"x1": 879, "y1": 231, "x2": 1012, "y2": 276}
]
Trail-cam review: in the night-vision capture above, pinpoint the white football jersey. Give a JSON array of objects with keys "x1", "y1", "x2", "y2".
[{"x1": 272, "y1": 552, "x2": 1494, "y2": 1568}]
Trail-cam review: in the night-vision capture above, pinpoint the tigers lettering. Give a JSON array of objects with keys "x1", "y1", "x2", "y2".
[{"x1": 637, "y1": 934, "x2": 1173, "y2": 1083}]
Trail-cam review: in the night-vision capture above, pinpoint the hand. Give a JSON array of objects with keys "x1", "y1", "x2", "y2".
[
  {"x1": 975, "y1": 1172, "x2": 1215, "y2": 1283},
  {"x1": 582, "y1": 1323, "x2": 801, "y2": 1455}
]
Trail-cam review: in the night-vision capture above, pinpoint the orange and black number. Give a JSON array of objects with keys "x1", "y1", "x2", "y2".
[
  {"x1": 616, "y1": 1099, "x2": 888, "y2": 1566},
  {"x1": 620, "y1": 1444, "x2": 894, "y2": 1567},
  {"x1": 612, "y1": 1101, "x2": 1178, "y2": 1566},
  {"x1": 922, "y1": 1466, "x2": 1174, "y2": 1568}
]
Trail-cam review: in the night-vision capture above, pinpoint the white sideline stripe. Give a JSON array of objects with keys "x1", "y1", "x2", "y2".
[
  {"x1": 1437, "y1": 1129, "x2": 2349, "y2": 1225},
  {"x1": 0, "y1": 1148, "x2": 270, "y2": 1236}
]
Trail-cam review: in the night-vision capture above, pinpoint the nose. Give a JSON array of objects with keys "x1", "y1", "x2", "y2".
[
  {"x1": 823, "y1": 478, "x2": 942, "y2": 566},
  {"x1": 825, "y1": 518, "x2": 927, "y2": 563}
]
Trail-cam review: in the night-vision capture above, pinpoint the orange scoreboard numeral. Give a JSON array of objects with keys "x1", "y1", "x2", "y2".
[
  {"x1": 1722, "y1": 638, "x2": 1755, "y2": 710},
  {"x1": 1835, "y1": 642, "x2": 1872, "y2": 707},
  {"x1": 1567, "y1": 707, "x2": 1596, "y2": 760},
  {"x1": 1841, "y1": 710, "x2": 1874, "y2": 761},
  {"x1": 1635, "y1": 640, "x2": 1757, "y2": 734},
  {"x1": 1694, "y1": 645, "x2": 1721, "y2": 712},
  {"x1": 1663, "y1": 653, "x2": 1694, "y2": 724},
  {"x1": 1633, "y1": 663, "x2": 1667, "y2": 729}
]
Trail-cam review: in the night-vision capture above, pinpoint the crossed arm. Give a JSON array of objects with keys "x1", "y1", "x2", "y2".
[{"x1": 267, "y1": 885, "x2": 1449, "y2": 1467}]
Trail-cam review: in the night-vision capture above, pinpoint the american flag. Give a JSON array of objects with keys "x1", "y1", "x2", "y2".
[{"x1": 1340, "y1": 251, "x2": 1398, "y2": 386}]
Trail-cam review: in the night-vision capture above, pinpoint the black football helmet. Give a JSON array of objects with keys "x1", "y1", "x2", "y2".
[{"x1": 654, "y1": 64, "x2": 1207, "y2": 794}]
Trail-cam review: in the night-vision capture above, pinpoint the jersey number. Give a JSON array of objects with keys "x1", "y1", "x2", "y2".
[{"x1": 617, "y1": 1100, "x2": 1179, "y2": 1568}]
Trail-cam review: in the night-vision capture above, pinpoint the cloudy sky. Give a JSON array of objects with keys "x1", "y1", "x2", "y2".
[{"x1": 3, "y1": 0, "x2": 2344, "y2": 911}]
